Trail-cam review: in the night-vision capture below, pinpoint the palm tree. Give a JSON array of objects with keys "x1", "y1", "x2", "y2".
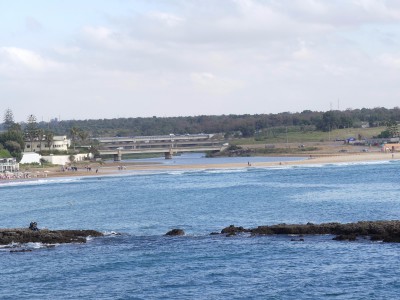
[
  {"x1": 44, "y1": 130, "x2": 54, "y2": 152},
  {"x1": 37, "y1": 129, "x2": 45, "y2": 153},
  {"x1": 78, "y1": 130, "x2": 89, "y2": 145},
  {"x1": 70, "y1": 127, "x2": 79, "y2": 151}
]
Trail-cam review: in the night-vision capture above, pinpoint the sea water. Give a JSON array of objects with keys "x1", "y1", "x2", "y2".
[{"x1": 1, "y1": 157, "x2": 400, "y2": 299}]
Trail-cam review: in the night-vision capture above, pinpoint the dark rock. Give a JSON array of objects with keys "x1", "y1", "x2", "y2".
[
  {"x1": 291, "y1": 238, "x2": 305, "y2": 242},
  {"x1": 10, "y1": 249, "x2": 32, "y2": 253},
  {"x1": 221, "y1": 225, "x2": 249, "y2": 234},
  {"x1": 0, "y1": 229, "x2": 103, "y2": 245},
  {"x1": 165, "y1": 229, "x2": 185, "y2": 236},
  {"x1": 218, "y1": 220, "x2": 400, "y2": 243}
]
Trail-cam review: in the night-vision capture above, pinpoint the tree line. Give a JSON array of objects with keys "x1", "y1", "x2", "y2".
[
  {"x1": 1, "y1": 107, "x2": 400, "y2": 161},
  {"x1": 0, "y1": 109, "x2": 98, "y2": 161},
  {"x1": 28, "y1": 107, "x2": 400, "y2": 138}
]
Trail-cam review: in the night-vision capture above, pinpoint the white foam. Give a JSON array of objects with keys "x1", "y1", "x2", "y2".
[
  {"x1": 26, "y1": 242, "x2": 46, "y2": 249},
  {"x1": 204, "y1": 168, "x2": 248, "y2": 174},
  {"x1": 0, "y1": 241, "x2": 59, "y2": 251},
  {"x1": 0, "y1": 177, "x2": 79, "y2": 188}
]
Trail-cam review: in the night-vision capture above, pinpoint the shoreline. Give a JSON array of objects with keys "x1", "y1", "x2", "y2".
[{"x1": 1, "y1": 152, "x2": 397, "y2": 182}]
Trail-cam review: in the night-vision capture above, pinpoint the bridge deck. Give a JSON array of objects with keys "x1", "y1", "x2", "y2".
[{"x1": 96, "y1": 134, "x2": 227, "y2": 160}]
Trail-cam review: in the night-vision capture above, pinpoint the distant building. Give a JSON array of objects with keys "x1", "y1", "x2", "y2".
[
  {"x1": 0, "y1": 158, "x2": 19, "y2": 172},
  {"x1": 25, "y1": 136, "x2": 71, "y2": 152}
]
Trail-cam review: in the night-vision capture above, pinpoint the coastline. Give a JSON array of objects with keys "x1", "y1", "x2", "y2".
[{"x1": 2, "y1": 151, "x2": 396, "y2": 183}]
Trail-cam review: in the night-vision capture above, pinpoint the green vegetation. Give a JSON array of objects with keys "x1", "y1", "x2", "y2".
[
  {"x1": 29, "y1": 107, "x2": 400, "y2": 138},
  {"x1": 0, "y1": 148, "x2": 12, "y2": 158},
  {"x1": 1, "y1": 107, "x2": 400, "y2": 162},
  {"x1": 0, "y1": 109, "x2": 25, "y2": 161},
  {"x1": 231, "y1": 126, "x2": 386, "y2": 146}
]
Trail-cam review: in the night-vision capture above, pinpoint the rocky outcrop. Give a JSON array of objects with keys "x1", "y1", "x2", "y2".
[
  {"x1": 165, "y1": 229, "x2": 185, "y2": 236},
  {"x1": 221, "y1": 225, "x2": 249, "y2": 236},
  {"x1": 220, "y1": 221, "x2": 400, "y2": 242},
  {"x1": 0, "y1": 229, "x2": 103, "y2": 245}
]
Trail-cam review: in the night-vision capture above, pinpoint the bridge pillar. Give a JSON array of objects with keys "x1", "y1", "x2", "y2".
[
  {"x1": 114, "y1": 150, "x2": 122, "y2": 161},
  {"x1": 164, "y1": 152, "x2": 173, "y2": 159}
]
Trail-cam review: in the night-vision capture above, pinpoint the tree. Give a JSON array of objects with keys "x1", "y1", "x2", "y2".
[
  {"x1": 386, "y1": 120, "x2": 399, "y2": 138},
  {"x1": 78, "y1": 130, "x2": 89, "y2": 144},
  {"x1": 0, "y1": 129, "x2": 25, "y2": 161},
  {"x1": 4, "y1": 140, "x2": 22, "y2": 161},
  {"x1": 44, "y1": 130, "x2": 55, "y2": 152},
  {"x1": 25, "y1": 114, "x2": 39, "y2": 151},
  {"x1": 3, "y1": 108, "x2": 15, "y2": 131},
  {"x1": 69, "y1": 154, "x2": 75, "y2": 163},
  {"x1": 37, "y1": 128, "x2": 45, "y2": 153},
  {"x1": 70, "y1": 126, "x2": 80, "y2": 150}
]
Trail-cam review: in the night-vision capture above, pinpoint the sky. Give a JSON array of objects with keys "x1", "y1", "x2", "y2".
[{"x1": 1, "y1": 0, "x2": 400, "y2": 122}]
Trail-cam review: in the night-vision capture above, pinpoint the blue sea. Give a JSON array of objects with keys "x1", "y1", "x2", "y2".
[{"x1": 1, "y1": 155, "x2": 400, "y2": 299}]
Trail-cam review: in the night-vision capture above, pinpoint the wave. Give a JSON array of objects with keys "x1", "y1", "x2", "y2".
[
  {"x1": 0, "y1": 177, "x2": 80, "y2": 188},
  {"x1": 0, "y1": 241, "x2": 59, "y2": 252},
  {"x1": 102, "y1": 231, "x2": 123, "y2": 237},
  {"x1": 258, "y1": 159, "x2": 393, "y2": 170},
  {"x1": 1, "y1": 159, "x2": 393, "y2": 188}
]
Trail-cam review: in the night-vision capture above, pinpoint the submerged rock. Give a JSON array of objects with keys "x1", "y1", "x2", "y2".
[{"x1": 0, "y1": 229, "x2": 103, "y2": 245}]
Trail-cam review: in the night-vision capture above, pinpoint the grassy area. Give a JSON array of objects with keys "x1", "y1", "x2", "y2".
[
  {"x1": 0, "y1": 149, "x2": 11, "y2": 158},
  {"x1": 231, "y1": 126, "x2": 386, "y2": 145}
]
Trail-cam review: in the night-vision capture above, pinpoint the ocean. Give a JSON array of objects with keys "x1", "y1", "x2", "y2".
[{"x1": 1, "y1": 155, "x2": 399, "y2": 299}]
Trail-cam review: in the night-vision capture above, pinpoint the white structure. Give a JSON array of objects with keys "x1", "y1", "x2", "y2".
[
  {"x1": 0, "y1": 158, "x2": 19, "y2": 172},
  {"x1": 42, "y1": 153, "x2": 93, "y2": 165},
  {"x1": 25, "y1": 136, "x2": 71, "y2": 152},
  {"x1": 20, "y1": 152, "x2": 42, "y2": 165},
  {"x1": 20, "y1": 152, "x2": 93, "y2": 166}
]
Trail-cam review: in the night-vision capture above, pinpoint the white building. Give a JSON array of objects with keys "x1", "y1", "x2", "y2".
[
  {"x1": 0, "y1": 158, "x2": 19, "y2": 172},
  {"x1": 25, "y1": 136, "x2": 71, "y2": 152}
]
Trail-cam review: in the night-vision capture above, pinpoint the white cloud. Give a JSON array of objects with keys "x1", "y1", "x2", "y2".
[
  {"x1": 3, "y1": 0, "x2": 400, "y2": 121},
  {"x1": 148, "y1": 12, "x2": 184, "y2": 27},
  {"x1": 379, "y1": 53, "x2": 400, "y2": 68},
  {"x1": 190, "y1": 72, "x2": 244, "y2": 95},
  {"x1": 0, "y1": 47, "x2": 63, "y2": 72}
]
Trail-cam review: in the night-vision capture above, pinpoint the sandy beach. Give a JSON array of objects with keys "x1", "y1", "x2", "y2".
[{"x1": 7, "y1": 151, "x2": 395, "y2": 181}]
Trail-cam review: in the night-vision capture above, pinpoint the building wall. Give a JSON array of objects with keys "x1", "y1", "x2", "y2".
[
  {"x1": 20, "y1": 152, "x2": 42, "y2": 164},
  {"x1": 42, "y1": 153, "x2": 93, "y2": 165},
  {"x1": 24, "y1": 136, "x2": 71, "y2": 152}
]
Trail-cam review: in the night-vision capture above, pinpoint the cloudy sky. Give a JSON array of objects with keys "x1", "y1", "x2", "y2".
[{"x1": 1, "y1": 0, "x2": 400, "y2": 122}]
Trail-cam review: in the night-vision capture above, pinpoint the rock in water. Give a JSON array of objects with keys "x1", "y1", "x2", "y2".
[
  {"x1": 165, "y1": 229, "x2": 185, "y2": 236},
  {"x1": 0, "y1": 229, "x2": 103, "y2": 245},
  {"x1": 217, "y1": 220, "x2": 400, "y2": 243}
]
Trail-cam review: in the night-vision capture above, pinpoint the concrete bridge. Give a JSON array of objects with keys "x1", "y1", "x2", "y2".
[{"x1": 97, "y1": 134, "x2": 228, "y2": 161}]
